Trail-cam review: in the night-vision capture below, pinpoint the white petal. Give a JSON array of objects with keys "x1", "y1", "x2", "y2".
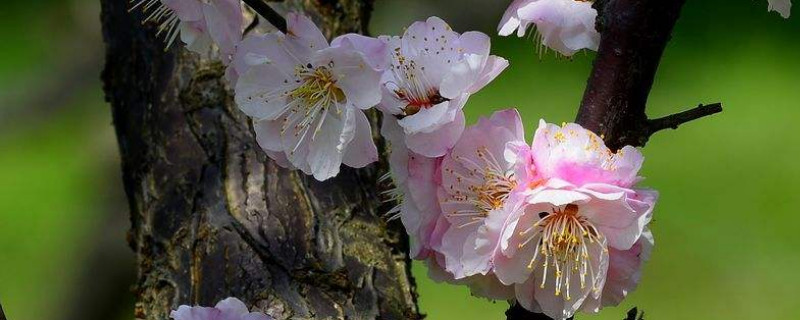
[
  {"x1": 315, "y1": 47, "x2": 383, "y2": 109},
  {"x1": 404, "y1": 109, "x2": 465, "y2": 157},
  {"x1": 284, "y1": 12, "x2": 329, "y2": 60},
  {"x1": 397, "y1": 101, "x2": 453, "y2": 134},
  {"x1": 331, "y1": 34, "x2": 390, "y2": 70},
  {"x1": 214, "y1": 297, "x2": 249, "y2": 315},
  {"x1": 234, "y1": 64, "x2": 296, "y2": 120},
  {"x1": 306, "y1": 107, "x2": 356, "y2": 180},
  {"x1": 439, "y1": 54, "x2": 484, "y2": 99},
  {"x1": 203, "y1": 0, "x2": 243, "y2": 59},
  {"x1": 468, "y1": 55, "x2": 509, "y2": 94},
  {"x1": 253, "y1": 119, "x2": 284, "y2": 152},
  {"x1": 342, "y1": 110, "x2": 378, "y2": 168}
]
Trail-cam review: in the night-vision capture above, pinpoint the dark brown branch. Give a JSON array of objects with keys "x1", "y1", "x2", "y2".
[
  {"x1": 576, "y1": 0, "x2": 694, "y2": 150},
  {"x1": 506, "y1": 303, "x2": 571, "y2": 320},
  {"x1": 647, "y1": 103, "x2": 722, "y2": 134},
  {"x1": 241, "y1": 0, "x2": 287, "y2": 33},
  {"x1": 0, "y1": 301, "x2": 6, "y2": 320}
]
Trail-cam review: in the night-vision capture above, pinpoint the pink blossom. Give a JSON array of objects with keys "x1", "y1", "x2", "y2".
[
  {"x1": 133, "y1": 0, "x2": 244, "y2": 60},
  {"x1": 382, "y1": 116, "x2": 444, "y2": 259},
  {"x1": 235, "y1": 13, "x2": 389, "y2": 181},
  {"x1": 379, "y1": 17, "x2": 508, "y2": 157},
  {"x1": 170, "y1": 297, "x2": 273, "y2": 320},
  {"x1": 383, "y1": 110, "x2": 518, "y2": 301},
  {"x1": 498, "y1": 0, "x2": 599, "y2": 56},
  {"x1": 437, "y1": 109, "x2": 526, "y2": 278},
  {"x1": 492, "y1": 120, "x2": 657, "y2": 319},
  {"x1": 767, "y1": 0, "x2": 792, "y2": 18}
]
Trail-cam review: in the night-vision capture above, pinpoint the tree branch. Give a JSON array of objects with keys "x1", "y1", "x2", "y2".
[
  {"x1": 647, "y1": 103, "x2": 723, "y2": 134},
  {"x1": 103, "y1": 0, "x2": 417, "y2": 319},
  {"x1": 241, "y1": 0, "x2": 287, "y2": 33},
  {"x1": 506, "y1": 303, "x2": 571, "y2": 320},
  {"x1": 0, "y1": 301, "x2": 6, "y2": 320},
  {"x1": 574, "y1": 0, "x2": 722, "y2": 151}
]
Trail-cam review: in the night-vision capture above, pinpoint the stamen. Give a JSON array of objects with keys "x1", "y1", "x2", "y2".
[
  {"x1": 388, "y1": 51, "x2": 450, "y2": 116},
  {"x1": 518, "y1": 204, "x2": 606, "y2": 300},
  {"x1": 443, "y1": 146, "x2": 517, "y2": 228},
  {"x1": 129, "y1": 0, "x2": 182, "y2": 49}
]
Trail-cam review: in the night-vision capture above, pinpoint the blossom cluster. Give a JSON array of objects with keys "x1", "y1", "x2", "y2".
[
  {"x1": 132, "y1": 0, "x2": 790, "y2": 318},
  {"x1": 388, "y1": 109, "x2": 657, "y2": 319}
]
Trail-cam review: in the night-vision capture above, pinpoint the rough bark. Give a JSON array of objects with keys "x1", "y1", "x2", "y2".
[{"x1": 100, "y1": 0, "x2": 418, "y2": 319}]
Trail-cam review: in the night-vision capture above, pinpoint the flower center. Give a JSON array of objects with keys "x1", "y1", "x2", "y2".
[
  {"x1": 519, "y1": 204, "x2": 606, "y2": 301},
  {"x1": 444, "y1": 146, "x2": 517, "y2": 226},
  {"x1": 387, "y1": 51, "x2": 450, "y2": 116},
  {"x1": 280, "y1": 64, "x2": 345, "y2": 155},
  {"x1": 290, "y1": 64, "x2": 346, "y2": 108}
]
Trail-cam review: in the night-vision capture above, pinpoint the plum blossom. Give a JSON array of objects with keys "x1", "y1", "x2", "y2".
[
  {"x1": 437, "y1": 109, "x2": 525, "y2": 278},
  {"x1": 491, "y1": 120, "x2": 657, "y2": 319},
  {"x1": 235, "y1": 13, "x2": 388, "y2": 180},
  {"x1": 381, "y1": 116, "x2": 444, "y2": 259},
  {"x1": 379, "y1": 17, "x2": 508, "y2": 157},
  {"x1": 383, "y1": 109, "x2": 525, "y2": 300},
  {"x1": 767, "y1": 0, "x2": 792, "y2": 18},
  {"x1": 170, "y1": 297, "x2": 273, "y2": 320},
  {"x1": 131, "y1": 0, "x2": 244, "y2": 59},
  {"x1": 498, "y1": 0, "x2": 600, "y2": 56}
]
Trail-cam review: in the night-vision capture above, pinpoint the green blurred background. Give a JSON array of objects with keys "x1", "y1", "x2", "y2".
[{"x1": 1, "y1": 0, "x2": 798, "y2": 319}]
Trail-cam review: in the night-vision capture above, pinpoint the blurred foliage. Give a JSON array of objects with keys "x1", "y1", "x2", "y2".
[{"x1": 0, "y1": 0, "x2": 798, "y2": 319}]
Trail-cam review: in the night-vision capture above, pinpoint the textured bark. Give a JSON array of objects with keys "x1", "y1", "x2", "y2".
[{"x1": 100, "y1": 0, "x2": 418, "y2": 319}]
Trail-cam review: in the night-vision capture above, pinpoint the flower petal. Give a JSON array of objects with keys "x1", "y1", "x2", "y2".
[
  {"x1": 342, "y1": 110, "x2": 378, "y2": 168},
  {"x1": 331, "y1": 33, "x2": 390, "y2": 71},
  {"x1": 284, "y1": 12, "x2": 328, "y2": 61},
  {"x1": 315, "y1": 46, "x2": 383, "y2": 109},
  {"x1": 602, "y1": 229, "x2": 654, "y2": 307},
  {"x1": 306, "y1": 107, "x2": 355, "y2": 180},
  {"x1": 234, "y1": 64, "x2": 296, "y2": 121},
  {"x1": 404, "y1": 108, "x2": 465, "y2": 157}
]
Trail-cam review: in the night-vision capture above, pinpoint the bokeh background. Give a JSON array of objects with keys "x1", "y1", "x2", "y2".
[{"x1": 1, "y1": 0, "x2": 798, "y2": 319}]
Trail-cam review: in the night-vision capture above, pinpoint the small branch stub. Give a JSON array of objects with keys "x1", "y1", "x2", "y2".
[{"x1": 647, "y1": 103, "x2": 723, "y2": 134}]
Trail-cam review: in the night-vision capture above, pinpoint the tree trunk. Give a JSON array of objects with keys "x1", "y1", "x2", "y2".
[{"x1": 100, "y1": 1, "x2": 418, "y2": 319}]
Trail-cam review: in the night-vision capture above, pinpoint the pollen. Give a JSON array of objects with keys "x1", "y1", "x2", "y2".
[
  {"x1": 444, "y1": 146, "x2": 517, "y2": 227},
  {"x1": 519, "y1": 204, "x2": 606, "y2": 301},
  {"x1": 280, "y1": 63, "x2": 345, "y2": 148}
]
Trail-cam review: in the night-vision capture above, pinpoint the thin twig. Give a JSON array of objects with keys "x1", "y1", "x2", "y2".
[
  {"x1": 647, "y1": 103, "x2": 723, "y2": 134},
  {"x1": 241, "y1": 0, "x2": 286, "y2": 33},
  {"x1": 0, "y1": 301, "x2": 6, "y2": 320},
  {"x1": 244, "y1": 16, "x2": 260, "y2": 35}
]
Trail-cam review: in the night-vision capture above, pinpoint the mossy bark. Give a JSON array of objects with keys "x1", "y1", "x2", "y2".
[{"x1": 100, "y1": 0, "x2": 418, "y2": 319}]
